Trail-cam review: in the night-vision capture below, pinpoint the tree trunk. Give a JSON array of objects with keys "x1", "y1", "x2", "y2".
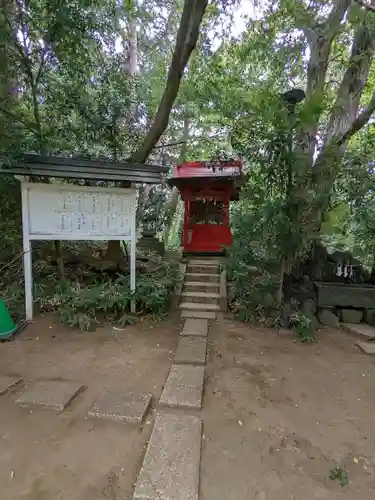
[
  {"x1": 305, "y1": 20, "x2": 375, "y2": 235},
  {"x1": 163, "y1": 112, "x2": 189, "y2": 245},
  {"x1": 104, "y1": 0, "x2": 207, "y2": 262},
  {"x1": 128, "y1": 18, "x2": 138, "y2": 122},
  {"x1": 295, "y1": 0, "x2": 350, "y2": 167},
  {"x1": 105, "y1": 0, "x2": 207, "y2": 262},
  {"x1": 128, "y1": 0, "x2": 208, "y2": 163},
  {"x1": 290, "y1": 5, "x2": 375, "y2": 262},
  {"x1": 105, "y1": 15, "x2": 139, "y2": 264}
]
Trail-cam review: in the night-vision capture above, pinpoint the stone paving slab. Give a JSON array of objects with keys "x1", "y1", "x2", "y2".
[
  {"x1": 133, "y1": 413, "x2": 202, "y2": 500},
  {"x1": 88, "y1": 390, "x2": 152, "y2": 424},
  {"x1": 181, "y1": 309, "x2": 216, "y2": 320},
  {"x1": 0, "y1": 375, "x2": 22, "y2": 396},
  {"x1": 356, "y1": 341, "x2": 375, "y2": 355},
  {"x1": 182, "y1": 318, "x2": 208, "y2": 337},
  {"x1": 174, "y1": 336, "x2": 207, "y2": 366},
  {"x1": 16, "y1": 380, "x2": 84, "y2": 411},
  {"x1": 342, "y1": 323, "x2": 375, "y2": 340},
  {"x1": 159, "y1": 364, "x2": 204, "y2": 410},
  {"x1": 179, "y1": 301, "x2": 220, "y2": 311}
]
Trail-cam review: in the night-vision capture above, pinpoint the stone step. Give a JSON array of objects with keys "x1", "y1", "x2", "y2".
[
  {"x1": 184, "y1": 281, "x2": 220, "y2": 294},
  {"x1": 186, "y1": 264, "x2": 220, "y2": 275},
  {"x1": 181, "y1": 291, "x2": 220, "y2": 305},
  {"x1": 174, "y1": 336, "x2": 207, "y2": 366},
  {"x1": 179, "y1": 301, "x2": 220, "y2": 312},
  {"x1": 133, "y1": 413, "x2": 202, "y2": 500},
  {"x1": 181, "y1": 309, "x2": 217, "y2": 320},
  {"x1": 188, "y1": 258, "x2": 222, "y2": 266},
  {"x1": 185, "y1": 272, "x2": 220, "y2": 283},
  {"x1": 181, "y1": 318, "x2": 208, "y2": 337},
  {"x1": 159, "y1": 364, "x2": 205, "y2": 410}
]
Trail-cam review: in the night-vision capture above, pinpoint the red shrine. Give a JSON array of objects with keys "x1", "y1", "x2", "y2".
[{"x1": 168, "y1": 159, "x2": 245, "y2": 254}]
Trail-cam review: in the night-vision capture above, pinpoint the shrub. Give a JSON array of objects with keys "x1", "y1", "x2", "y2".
[{"x1": 56, "y1": 261, "x2": 180, "y2": 330}]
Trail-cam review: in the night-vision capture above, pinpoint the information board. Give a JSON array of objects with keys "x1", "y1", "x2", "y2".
[
  {"x1": 24, "y1": 183, "x2": 136, "y2": 239},
  {"x1": 20, "y1": 182, "x2": 137, "y2": 320}
]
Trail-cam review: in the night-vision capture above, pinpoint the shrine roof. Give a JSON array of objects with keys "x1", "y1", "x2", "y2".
[
  {"x1": 168, "y1": 159, "x2": 244, "y2": 185},
  {"x1": 0, "y1": 154, "x2": 168, "y2": 184}
]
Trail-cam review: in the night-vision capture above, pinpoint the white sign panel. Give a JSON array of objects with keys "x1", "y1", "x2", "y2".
[
  {"x1": 20, "y1": 182, "x2": 137, "y2": 321},
  {"x1": 23, "y1": 183, "x2": 136, "y2": 240}
]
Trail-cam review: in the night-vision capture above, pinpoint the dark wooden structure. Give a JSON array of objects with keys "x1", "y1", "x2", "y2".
[{"x1": 0, "y1": 154, "x2": 168, "y2": 184}]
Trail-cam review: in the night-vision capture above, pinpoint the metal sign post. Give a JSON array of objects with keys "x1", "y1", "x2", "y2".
[{"x1": 20, "y1": 182, "x2": 137, "y2": 321}]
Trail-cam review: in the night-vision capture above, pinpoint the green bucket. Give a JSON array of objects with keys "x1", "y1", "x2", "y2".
[{"x1": 0, "y1": 300, "x2": 17, "y2": 338}]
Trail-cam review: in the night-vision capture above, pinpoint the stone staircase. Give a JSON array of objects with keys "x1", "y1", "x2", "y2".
[{"x1": 179, "y1": 258, "x2": 222, "y2": 319}]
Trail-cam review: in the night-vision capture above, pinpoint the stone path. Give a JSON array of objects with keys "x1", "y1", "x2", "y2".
[
  {"x1": 133, "y1": 413, "x2": 202, "y2": 500},
  {"x1": 134, "y1": 314, "x2": 208, "y2": 499},
  {"x1": 341, "y1": 324, "x2": 375, "y2": 355},
  {"x1": 133, "y1": 260, "x2": 216, "y2": 499},
  {"x1": 0, "y1": 258, "x2": 216, "y2": 500},
  {"x1": 181, "y1": 309, "x2": 216, "y2": 319},
  {"x1": 0, "y1": 375, "x2": 22, "y2": 396},
  {"x1": 159, "y1": 364, "x2": 205, "y2": 409},
  {"x1": 182, "y1": 318, "x2": 208, "y2": 337},
  {"x1": 88, "y1": 390, "x2": 152, "y2": 424},
  {"x1": 356, "y1": 341, "x2": 375, "y2": 355},
  {"x1": 174, "y1": 336, "x2": 207, "y2": 365},
  {"x1": 342, "y1": 323, "x2": 375, "y2": 341},
  {"x1": 16, "y1": 380, "x2": 84, "y2": 412}
]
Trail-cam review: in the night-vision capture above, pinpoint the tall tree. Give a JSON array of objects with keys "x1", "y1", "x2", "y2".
[{"x1": 128, "y1": 0, "x2": 208, "y2": 162}]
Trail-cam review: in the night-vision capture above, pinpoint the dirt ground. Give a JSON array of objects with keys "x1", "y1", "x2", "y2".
[
  {"x1": 0, "y1": 314, "x2": 181, "y2": 500},
  {"x1": 202, "y1": 319, "x2": 375, "y2": 500},
  {"x1": 1, "y1": 314, "x2": 375, "y2": 499}
]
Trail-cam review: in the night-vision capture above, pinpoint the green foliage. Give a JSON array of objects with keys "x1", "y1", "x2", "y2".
[
  {"x1": 0, "y1": 177, "x2": 22, "y2": 258},
  {"x1": 55, "y1": 262, "x2": 179, "y2": 330},
  {"x1": 3, "y1": 0, "x2": 375, "y2": 332},
  {"x1": 227, "y1": 190, "x2": 282, "y2": 324},
  {"x1": 329, "y1": 466, "x2": 349, "y2": 487},
  {"x1": 290, "y1": 311, "x2": 316, "y2": 343},
  {"x1": 57, "y1": 276, "x2": 133, "y2": 330},
  {"x1": 227, "y1": 91, "x2": 310, "y2": 323},
  {"x1": 321, "y1": 126, "x2": 375, "y2": 268},
  {"x1": 135, "y1": 264, "x2": 180, "y2": 316}
]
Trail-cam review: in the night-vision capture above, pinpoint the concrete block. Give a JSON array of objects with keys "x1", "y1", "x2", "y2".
[
  {"x1": 184, "y1": 282, "x2": 220, "y2": 294},
  {"x1": 185, "y1": 273, "x2": 220, "y2": 284},
  {"x1": 181, "y1": 291, "x2": 220, "y2": 305},
  {"x1": 340, "y1": 309, "x2": 363, "y2": 324},
  {"x1": 356, "y1": 341, "x2": 375, "y2": 355},
  {"x1": 187, "y1": 264, "x2": 219, "y2": 275},
  {"x1": 365, "y1": 309, "x2": 375, "y2": 326},
  {"x1": 133, "y1": 413, "x2": 202, "y2": 500},
  {"x1": 181, "y1": 310, "x2": 216, "y2": 320},
  {"x1": 174, "y1": 336, "x2": 207, "y2": 366},
  {"x1": 16, "y1": 380, "x2": 84, "y2": 411},
  {"x1": 179, "y1": 302, "x2": 220, "y2": 312},
  {"x1": 342, "y1": 323, "x2": 375, "y2": 341},
  {"x1": 182, "y1": 318, "x2": 208, "y2": 337},
  {"x1": 88, "y1": 390, "x2": 152, "y2": 424},
  {"x1": 0, "y1": 375, "x2": 22, "y2": 396},
  {"x1": 159, "y1": 365, "x2": 204, "y2": 410},
  {"x1": 188, "y1": 259, "x2": 222, "y2": 266}
]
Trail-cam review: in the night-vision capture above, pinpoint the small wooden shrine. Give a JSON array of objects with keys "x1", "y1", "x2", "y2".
[{"x1": 168, "y1": 159, "x2": 245, "y2": 254}]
